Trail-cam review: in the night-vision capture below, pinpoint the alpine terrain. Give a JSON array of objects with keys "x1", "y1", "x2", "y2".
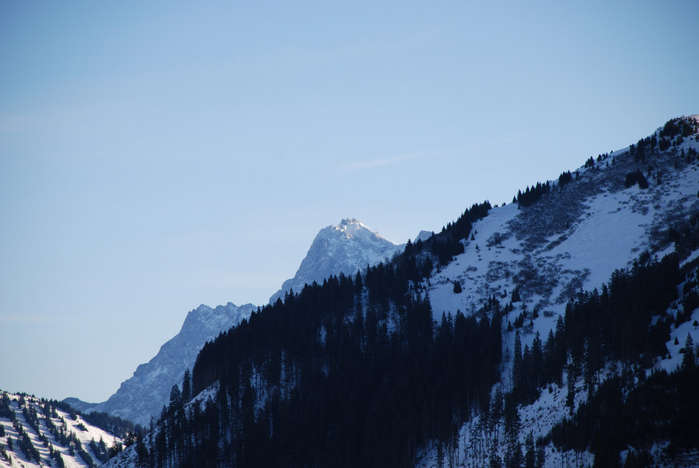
[
  {"x1": 66, "y1": 219, "x2": 399, "y2": 428},
  {"x1": 269, "y1": 218, "x2": 403, "y2": 303},
  {"x1": 0, "y1": 391, "x2": 128, "y2": 468},
  {"x1": 65, "y1": 303, "x2": 256, "y2": 427},
  {"x1": 96, "y1": 116, "x2": 699, "y2": 466}
]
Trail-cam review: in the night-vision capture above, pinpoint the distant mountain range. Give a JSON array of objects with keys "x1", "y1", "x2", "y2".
[
  {"x1": 66, "y1": 219, "x2": 405, "y2": 426},
  {"x1": 65, "y1": 302, "x2": 256, "y2": 426},
  {"x1": 103, "y1": 115, "x2": 699, "y2": 467}
]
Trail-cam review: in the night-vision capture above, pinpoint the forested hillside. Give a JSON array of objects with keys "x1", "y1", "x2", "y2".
[
  {"x1": 0, "y1": 391, "x2": 126, "y2": 467},
  {"x1": 104, "y1": 116, "x2": 699, "y2": 467}
]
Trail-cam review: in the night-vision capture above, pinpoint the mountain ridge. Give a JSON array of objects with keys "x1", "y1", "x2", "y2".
[
  {"x1": 67, "y1": 218, "x2": 403, "y2": 427},
  {"x1": 104, "y1": 114, "x2": 699, "y2": 467},
  {"x1": 66, "y1": 302, "x2": 256, "y2": 426}
]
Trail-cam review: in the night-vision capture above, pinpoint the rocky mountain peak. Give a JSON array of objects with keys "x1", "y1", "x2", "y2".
[{"x1": 269, "y1": 219, "x2": 402, "y2": 303}]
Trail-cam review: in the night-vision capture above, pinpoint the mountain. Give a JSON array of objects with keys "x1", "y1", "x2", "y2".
[
  {"x1": 103, "y1": 115, "x2": 699, "y2": 467},
  {"x1": 428, "y1": 121, "x2": 699, "y2": 322},
  {"x1": 67, "y1": 302, "x2": 256, "y2": 427},
  {"x1": 0, "y1": 390, "x2": 125, "y2": 467},
  {"x1": 414, "y1": 119, "x2": 699, "y2": 466},
  {"x1": 269, "y1": 218, "x2": 403, "y2": 303},
  {"x1": 414, "y1": 230, "x2": 434, "y2": 243},
  {"x1": 68, "y1": 219, "x2": 400, "y2": 427}
]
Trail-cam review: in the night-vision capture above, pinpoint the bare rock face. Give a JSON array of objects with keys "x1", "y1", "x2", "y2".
[{"x1": 68, "y1": 302, "x2": 255, "y2": 426}]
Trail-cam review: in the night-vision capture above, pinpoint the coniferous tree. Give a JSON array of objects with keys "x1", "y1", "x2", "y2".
[
  {"x1": 182, "y1": 369, "x2": 192, "y2": 403},
  {"x1": 489, "y1": 443, "x2": 502, "y2": 468},
  {"x1": 566, "y1": 365, "x2": 576, "y2": 415},
  {"x1": 682, "y1": 334, "x2": 696, "y2": 370},
  {"x1": 524, "y1": 432, "x2": 535, "y2": 468}
]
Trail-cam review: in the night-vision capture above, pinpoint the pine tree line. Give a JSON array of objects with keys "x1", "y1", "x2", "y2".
[{"x1": 131, "y1": 200, "x2": 503, "y2": 467}]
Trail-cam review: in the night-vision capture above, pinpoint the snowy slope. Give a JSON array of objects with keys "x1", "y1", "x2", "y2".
[
  {"x1": 659, "y1": 253, "x2": 699, "y2": 374},
  {"x1": 429, "y1": 123, "x2": 699, "y2": 350},
  {"x1": 67, "y1": 302, "x2": 256, "y2": 427},
  {"x1": 269, "y1": 218, "x2": 403, "y2": 303},
  {"x1": 416, "y1": 371, "x2": 595, "y2": 468},
  {"x1": 417, "y1": 115, "x2": 699, "y2": 466},
  {"x1": 0, "y1": 391, "x2": 121, "y2": 468},
  {"x1": 98, "y1": 116, "x2": 699, "y2": 467}
]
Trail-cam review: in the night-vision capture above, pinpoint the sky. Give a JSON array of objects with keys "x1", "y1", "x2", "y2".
[{"x1": 1, "y1": 0, "x2": 698, "y2": 402}]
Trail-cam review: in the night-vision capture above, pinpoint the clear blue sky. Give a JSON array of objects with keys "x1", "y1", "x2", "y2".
[{"x1": 1, "y1": 1, "x2": 697, "y2": 402}]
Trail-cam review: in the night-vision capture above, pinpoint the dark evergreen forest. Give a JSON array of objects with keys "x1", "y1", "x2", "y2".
[
  {"x1": 129, "y1": 197, "x2": 699, "y2": 467},
  {"x1": 130, "y1": 203, "x2": 497, "y2": 468}
]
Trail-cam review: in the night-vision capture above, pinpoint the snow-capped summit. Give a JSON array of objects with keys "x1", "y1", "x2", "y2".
[
  {"x1": 331, "y1": 218, "x2": 394, "y2": 243},
  {"x1": 333, "y1": 218, "x2": 375, "y2": 237},
  {"x1": 269, "y1": 219, "x2": 402, "y2": 303}
]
